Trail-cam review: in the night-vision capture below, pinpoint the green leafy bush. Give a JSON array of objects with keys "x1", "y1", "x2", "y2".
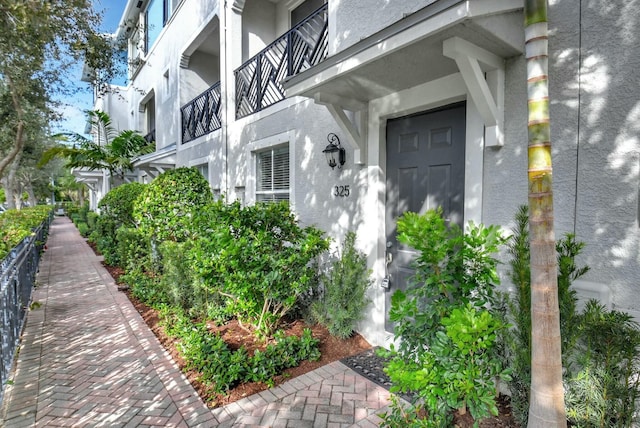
[
  {"x1": 94, "y1": 182, "x2": 146, "y2": 265},
  {"x1": 122, "y1": 270, "x2": 171, "y2": 307},
  {"x1": 116, "y1": 227, "x2": 152, "y2": 274},
  {"x1": 77, "y1": 222, "x2": 89, "y2": 237},
  {"x1": 98, "y1": 182, "x2": 145, "y2": 227},
  {"x1": 311, "y1": 231, "x2": 372, "y2": 339},
  {"x1": 565, "y1": 300, "x2": 640, "y2": 427},
  {"x1": 381, "y1": 209, "x2": 508, "y2": 426},
  {"x1": 134, "y1": 167, "x2": 213, "y2": 243},
  {"x1": 86, "y1": 211, "x2": 99, "y2": 233},
  {"x1": 191, "y1": 200, "x2": 329, "y2": 337},
  {"x1": 158, "y1": 240, "x2": 224, "y2": 320},
  {"x1": 0, "y1": 206, "x2": 52, "y2": 260}
]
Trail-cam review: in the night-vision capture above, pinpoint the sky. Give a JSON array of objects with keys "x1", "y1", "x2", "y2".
[{"x1": 54, "y1": 0, "x2": 129, "y2": 137}]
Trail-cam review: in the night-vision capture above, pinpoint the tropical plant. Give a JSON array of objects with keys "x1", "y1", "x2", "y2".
[
  {"x1": 39, "y1": 110, "x2": 154, "y2": 181},
  {"x1": 310, "y1": 231, "x2": 372, "y2": 339},
  {"x1": 502, "y1": 205, "x2": 590, "y2": 425},
  {"x1": 524, "y1": 0, "x2": 566, "y2": 425},
  {"x1": 381, "y1": 209, "x2": 509, "y2": 426}
]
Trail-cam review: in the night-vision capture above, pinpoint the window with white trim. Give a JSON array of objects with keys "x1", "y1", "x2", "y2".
[
  {"x1": 256, "y1": 145, "x2": 289, "y2": 202},
  {"x1": 195, "y1": 163, "x2": 209, "y2": 181}
]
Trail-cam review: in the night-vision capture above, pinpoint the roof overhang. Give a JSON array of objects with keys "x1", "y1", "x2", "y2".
[
  {"x1": 284, "y1": 0, "x2": 523, "y2": 102},
  {"x1": 283, "y1": 0, "x2": 523, "y2": 160},
  {"x1": 133, "y1": 143, "x2": 177, "y2": 177},
  {"x1": 71, "y1": 168, "x2": 105, "y2": 182}
]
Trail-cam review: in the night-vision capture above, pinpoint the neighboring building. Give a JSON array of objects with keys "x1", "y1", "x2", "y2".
[{"x1": 91, "y1": 0, "x2": 639, "y2": 347}]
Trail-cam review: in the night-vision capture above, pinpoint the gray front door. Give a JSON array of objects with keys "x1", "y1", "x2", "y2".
[{"x1": 384, "y1": 103, "x2": 466, "y2": 331}]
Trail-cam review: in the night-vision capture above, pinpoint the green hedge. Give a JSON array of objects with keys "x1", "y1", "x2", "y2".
[{"x1": 0, "y1": 206, "x2": 52, "y2": 260}]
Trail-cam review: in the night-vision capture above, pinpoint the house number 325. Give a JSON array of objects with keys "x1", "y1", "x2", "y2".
[{"x1": 334, "y1": 185, "x2": 350, "y2": 197}]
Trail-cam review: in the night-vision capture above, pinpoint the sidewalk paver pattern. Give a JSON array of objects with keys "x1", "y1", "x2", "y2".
[{"x1": 1, "y1": 217, "x2": 394, "y2": 427}]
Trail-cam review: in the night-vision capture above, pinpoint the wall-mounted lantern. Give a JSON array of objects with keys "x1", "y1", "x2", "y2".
[{"x1": 322, "y1": 133, "x2": 346, "y2": 169}]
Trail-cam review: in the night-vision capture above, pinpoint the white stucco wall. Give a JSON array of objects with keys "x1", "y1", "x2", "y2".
[
  {"x1": 122, "y1": 0, "x2": 220, "y2": 151},
  {"x1": 241, "y1": 0, "x2": 277, "y2": 61},
  {"x1": 225, "y1": 98, "x2": 364, "y2": 239},
  {"x1": 98, "y1": 0, "x2": 639, "y2": 347},
  {"x1": 568, "y1": 1, "x2": 640, "y2": 319},
  {"x1": 95, "y1": 85, "x2": 131, "y2": 133},
  {"x1": 180, "y1": 51, "x2": 220, "y2": 103},
  {"x1": 330, "y1": 0, "x2": 439, "y2": 54},
  {"x1": 483, "y1": 0, "x2": 640, "y2": 320}
]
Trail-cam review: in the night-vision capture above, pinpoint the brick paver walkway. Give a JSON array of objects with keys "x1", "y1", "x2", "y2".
[{"x1": 0, "y1": 216, "x2": 395, "y2": 427}]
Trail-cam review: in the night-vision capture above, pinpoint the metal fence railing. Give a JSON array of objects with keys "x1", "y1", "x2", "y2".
[{"x1": 0, "y1": 214, "x2": 51, "y2": 405}]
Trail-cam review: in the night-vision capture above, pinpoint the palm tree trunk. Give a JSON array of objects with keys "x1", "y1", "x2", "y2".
[{"x1": 525, "y1": 1, "x2": 566, "y2": 426}]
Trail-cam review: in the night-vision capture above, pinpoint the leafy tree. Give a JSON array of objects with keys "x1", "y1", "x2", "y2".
[
  {"x1": 1, "y1": 124, "x2": 60, "y2": 208},
  {"x1": 39, "y1": 110, "x2": 154, "y2": 182},
  {"x1": 524, "y1": 0, "x2": 566, "y2": 425},
  {"x1": 0, "y1": 0, "x2": 120, "y2": 180}
]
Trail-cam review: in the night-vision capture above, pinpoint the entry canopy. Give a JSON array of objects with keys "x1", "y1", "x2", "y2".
[{"x1": 283, "y1": 0, "x2": 524, "y2": 159}]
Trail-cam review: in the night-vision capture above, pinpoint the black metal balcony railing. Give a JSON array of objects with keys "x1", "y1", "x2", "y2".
[
  {"x1": 143, "y1": 128, "x2": 156, "y2": 144},
  {"x1": 181, "y1": 82, "x2": 222, "y2": 144},
  {"x1": 235, "y1": 4, "x2": 328, "y2": 119}
]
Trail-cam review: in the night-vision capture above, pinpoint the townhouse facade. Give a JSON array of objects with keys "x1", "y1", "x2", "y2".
[{"x1": 89, "y1": 0, "x2": 640, "y2": 347}]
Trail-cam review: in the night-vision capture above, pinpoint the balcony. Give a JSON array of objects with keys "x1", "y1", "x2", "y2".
[
  {"x1": 181, "y1": 82, "x2": 222, "y2": 144},
  {"x1": 143, "y1": 129, "x2": 156, "y2": 144},
  {"x1": 235, "y1": 4, "x2": 328, "y2": 119}
]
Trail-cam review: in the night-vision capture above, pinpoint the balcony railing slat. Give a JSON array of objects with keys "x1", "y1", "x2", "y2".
[
  {"x1": 180, "y1": 81, "x2": 222, "y2": 144},
  {"x1": 235, "y1": 4, "x2": 328, "y2": 119}
]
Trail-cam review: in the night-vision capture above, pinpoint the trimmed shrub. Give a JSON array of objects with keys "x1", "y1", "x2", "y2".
[
  {"x1": 98, "y1": 182, "x2": 146, "y2": 227},
  {"x1": 77, "y1": 222, "x2": 89, "y2": 237},
  {"x1": 0, "y1": 206, "x2": 52, "y2": 260},
  {"x1": 116, "y1": 227, "x2": 152, "y2": 274},
  {"x1": 95, "y1": 182, "x2": 146, "y2": 265},
  {"x1": 134, "y1": 167, "x2": 213, "y2": 243},
  {"x1": 190, "y1": 200, "x2": 329, "y2": 337},
  {"x1": 86, "y1": 211, "x2": 99, "y2": 232}
]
